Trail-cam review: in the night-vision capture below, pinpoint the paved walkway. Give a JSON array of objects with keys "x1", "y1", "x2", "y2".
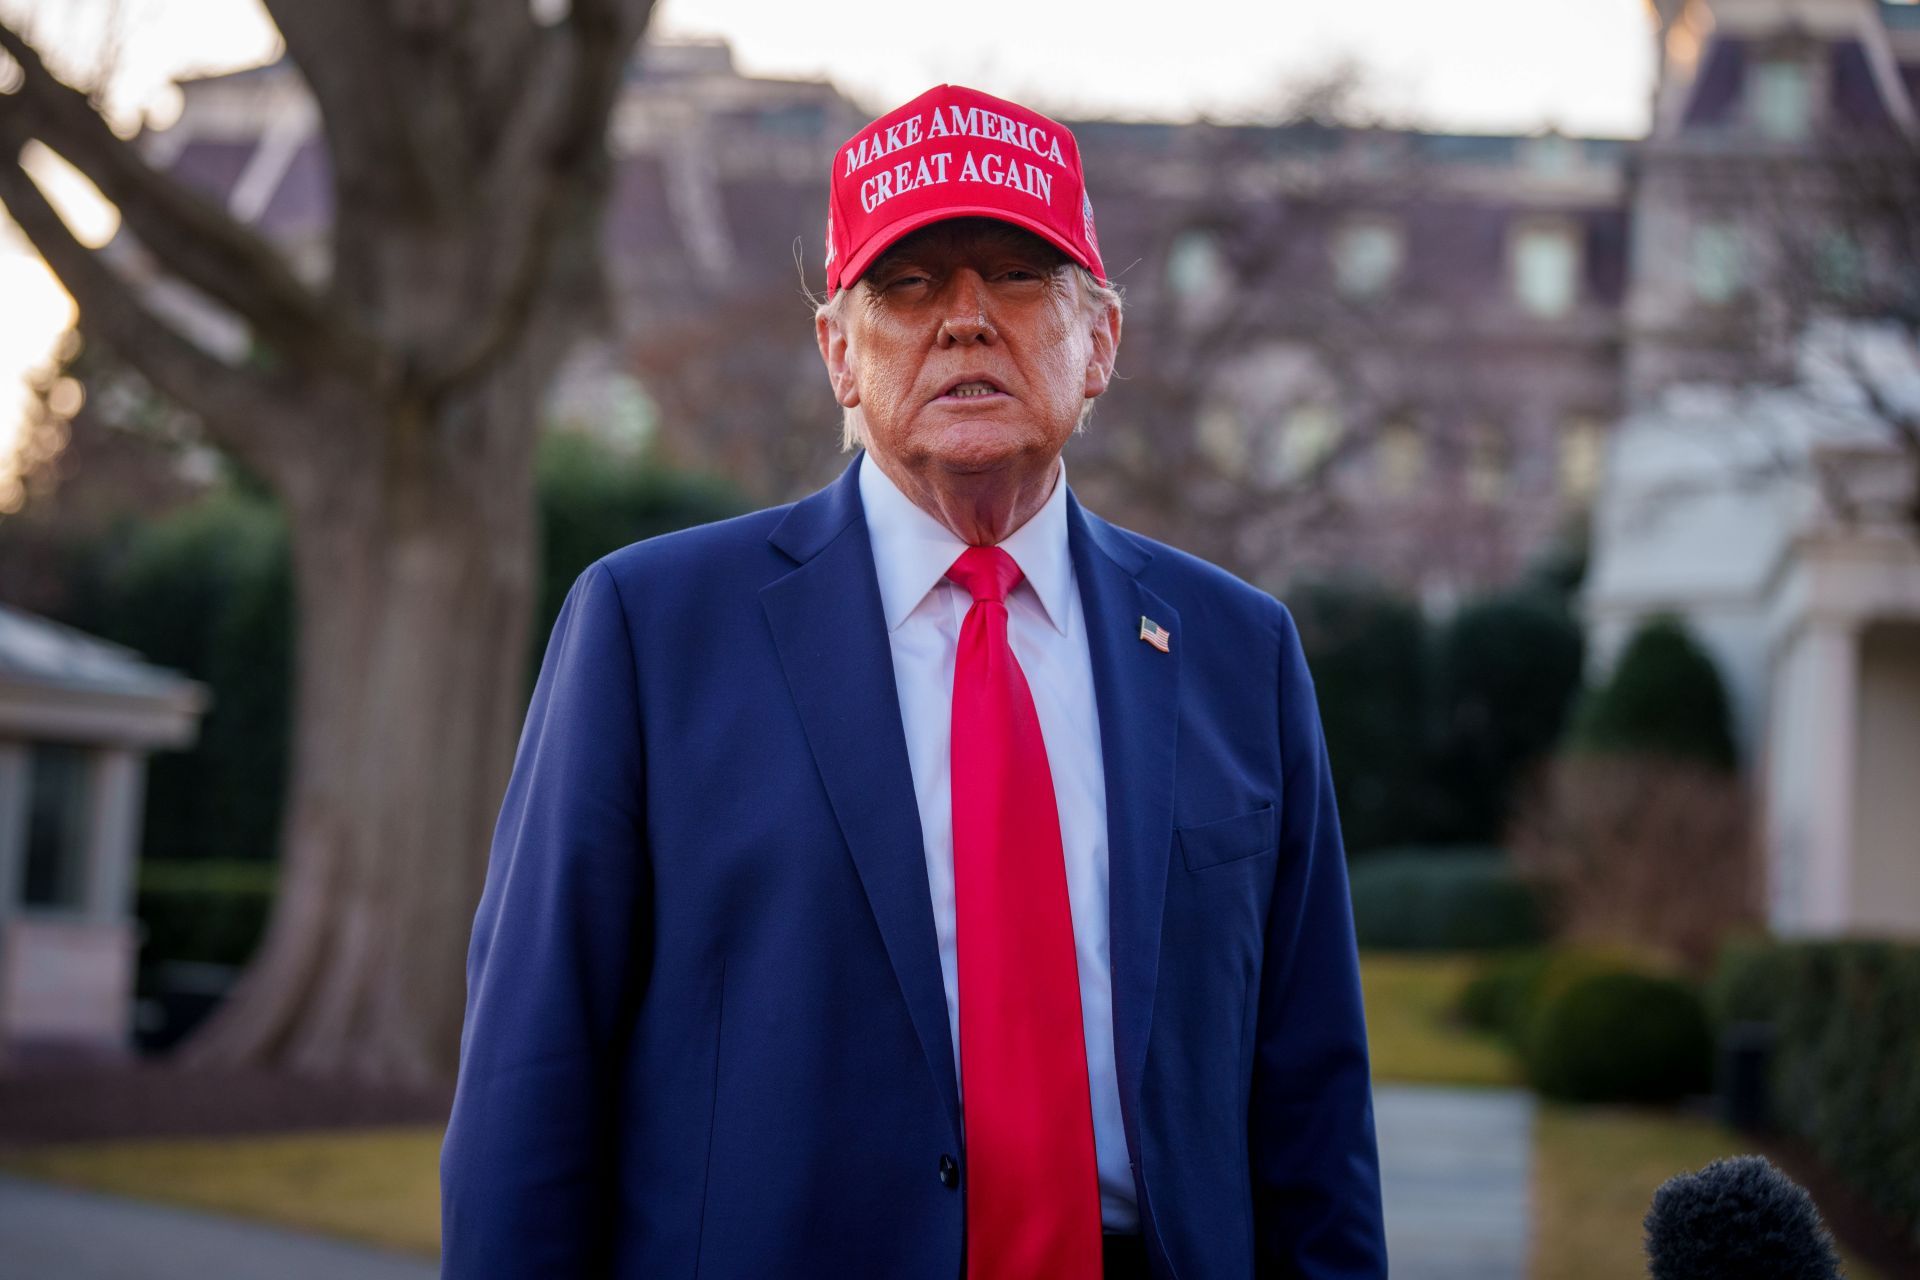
[
  {"x1": 0, "y1": 1084, "x2": 1533, "y2": 1278},
  {"x1": 0, "y1": 1173, "x2": 437, "y2": 1280},
  {"x1": 1375, "y1": 1083, "x2": 1536, "y2": 1280}
]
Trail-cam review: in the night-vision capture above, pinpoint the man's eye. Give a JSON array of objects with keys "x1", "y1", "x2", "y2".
[{"x1": 884, "y1": 273, "x2": 930, "y2": 290}]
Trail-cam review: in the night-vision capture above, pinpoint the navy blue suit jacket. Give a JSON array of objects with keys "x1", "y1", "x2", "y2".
[{"x1": 440, "y1": 456, "x2": 1386, "y2": 1278}]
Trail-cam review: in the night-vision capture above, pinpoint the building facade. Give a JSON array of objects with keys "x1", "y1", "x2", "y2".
[
  {"x1": 98, "y1": 3, "x2": 1920, "y2": 936},
  {"x1": 1588, "y1": 0, "x2": 1920, "y2": 937}
]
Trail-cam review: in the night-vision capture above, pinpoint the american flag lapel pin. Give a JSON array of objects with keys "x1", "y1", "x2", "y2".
[{"x1": 1138, "y1": 615, "x2": 1171, "y2": 653}]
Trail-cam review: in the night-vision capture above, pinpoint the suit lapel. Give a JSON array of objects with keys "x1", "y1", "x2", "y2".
[
  {"x1": 1067, "y1": 492, "x2": 1179, "y2": 1179},
  {"x1": 761, "y1": 458, "x2": 963, "y2": 1148}
]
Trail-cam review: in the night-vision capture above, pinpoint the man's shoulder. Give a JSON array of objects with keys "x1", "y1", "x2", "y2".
[{"x1": 591, "y1": 500, "x2": 799, "y2": 592}]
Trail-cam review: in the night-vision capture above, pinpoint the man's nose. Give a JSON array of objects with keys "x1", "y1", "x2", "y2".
[{"x1": 937, "y1": 271, "x2": 996, "y2": 346}]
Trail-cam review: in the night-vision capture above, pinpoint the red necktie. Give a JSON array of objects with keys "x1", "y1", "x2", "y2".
[{"x1": 947, "y1": 545, "x2": 1102, "y2": 1280}]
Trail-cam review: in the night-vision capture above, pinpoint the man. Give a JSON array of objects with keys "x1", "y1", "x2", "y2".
[{"x1": 441, "y1": 84, "x2": 1385, "y2": 1279}]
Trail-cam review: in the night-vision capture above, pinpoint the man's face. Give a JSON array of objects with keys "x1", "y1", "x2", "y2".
[{"x1": 817, "y1": 219, "x2": 1120, "y2": 492}]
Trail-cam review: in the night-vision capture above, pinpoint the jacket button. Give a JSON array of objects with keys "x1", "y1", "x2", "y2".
[{"x1": 939, "y1": 1154, "x2": 959, "y2": 1189}]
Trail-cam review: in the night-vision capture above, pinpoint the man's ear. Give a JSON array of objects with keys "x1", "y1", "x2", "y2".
[
  {"x1": 816, "y1": 308, "x2": 861, "y2": 409},
  {"x1": 1083, "y1": 302, "x2": 1122, "y2": 400}
]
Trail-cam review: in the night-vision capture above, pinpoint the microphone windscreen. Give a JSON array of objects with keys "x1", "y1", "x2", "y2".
[{"x1": 1644, "y1": 1154, "x2": 1841, "y2": 1280}]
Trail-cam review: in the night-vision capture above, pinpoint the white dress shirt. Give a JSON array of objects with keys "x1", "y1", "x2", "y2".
[{"x1": 857, "y1": 451, "x2": 1138, "y2": 1233}]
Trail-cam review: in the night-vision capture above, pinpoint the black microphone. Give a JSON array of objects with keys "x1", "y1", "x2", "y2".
[{"x1": 1644, "y1": 1154, "x2": 1842, "y2": 1279}]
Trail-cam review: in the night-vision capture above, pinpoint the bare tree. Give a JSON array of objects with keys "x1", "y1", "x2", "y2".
[
  {"x1": 1672, "y1": 120, "x2": 1920, "y2": 538},
  {"x1": 1772, "y1": 127, "x2": 1920, "y2": 533},
  {"x1": 0, "y1": 1, "x2": 658, "y2": 1083},
  {"x1": 1510, "y1": 754, "x2": 1759, "y2": 974},
  {"x1": 1068, "y1": 110, "x2": 1510, "y2": 590}
]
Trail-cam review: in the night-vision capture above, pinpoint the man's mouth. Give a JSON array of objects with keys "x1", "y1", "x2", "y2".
[{"x1": 936, "y1": 378, "x2": 1007, "y2": 401}]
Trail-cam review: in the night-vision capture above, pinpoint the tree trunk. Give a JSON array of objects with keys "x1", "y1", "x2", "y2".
[
  {"x1": 178, "y1": 372, "x2": 543, "y2": 1085},
  {"x1": 1, "y1": 2, "x2": 656, "y2": 1084}
]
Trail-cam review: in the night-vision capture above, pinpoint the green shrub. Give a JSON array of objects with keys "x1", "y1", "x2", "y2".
[
  {"x1": 1705, "y1": 934, "x2": 1798, "y2": 1027},
  {"x1": 135, "y1": 859, "x2": 278, "y2": 969},
  {"x1": 1289, "y1": 576, "x2": 1593, "y2": 852},
  {"x1": 535, "y1": 431, "x2": 746, "y2": 658},
  {"x1": 1569, "y1": 615, "x2": 1737, "y2": 770},
  {"x1": 1428, "y1": 588, "x2": 1585, "y2": 844},
  {"x1": 78, "y1": 490, "x2": 293, "y2": 865},
  {"x1": 1526, "y1": 969, "x2": 1714, "y2": 1103},
  {"x1": 1289, "y1": 580, "x2": 1432, "y2": 853},
  {"x1": 1347, "y1": 848, "x2": 1545, "y2": 951},
  {"x1": 1709, "y1": 939, "x2": 1920, "y2": 1246},
  {"x1": 1456, "y1": 948, "x2": 1553, "y2": 1038},
  {"x1": 1458, "y1": 944, "x2": 1670, "y2": 1050}
]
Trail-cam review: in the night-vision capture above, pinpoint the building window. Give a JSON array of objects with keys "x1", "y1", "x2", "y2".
[
  {"x1": 1465, "y1": 422, "x2": 1508, "y2": 504},
  {"x1": 1166, "y1": 229, "x2": 1228, "y2": 305},
  {"x1": 1331, "y1": 217, "x2": 1404, "y2": 300},
  {"x1": 23, "y1": 743, "x2": 91, "y2": 911},
  {"x1": 1267, "y1": 404, "x2": 1342, "y2": 486},
  {"x1": 1752, "y1": 59, "x2": 1812, "y2": 141},
  {"x1": 1559, "y1": 416, "x2": 1605, "y2": 500},
  {"x1": 1511, "y1": 223, "x2": 1580, "y2": 318},
  {"x1": 1375, "y1": 420, "x2": 1426, "y2": 496},
  {"x1": 1691, "y1": 221, "x2": 1743, "y2": 305},
  {"x1": 1815, "y1": 231, "x2": 1865, "y2": 301},
  {"x1": 1523, "y1": 130, "x2": 1578, "y2": 176},
  {"x1": 1196, "y1": 402, "x2": 1248, "y2": 474}
]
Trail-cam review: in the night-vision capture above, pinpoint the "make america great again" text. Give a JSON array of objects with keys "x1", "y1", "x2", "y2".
[{"x1": 844, "y1": 104, "x2": 1068, "y2": 215}]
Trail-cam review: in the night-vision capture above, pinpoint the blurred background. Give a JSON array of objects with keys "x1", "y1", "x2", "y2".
[{"x1": 0, "y1": 1, "x2": 1916, "y2": 1277}]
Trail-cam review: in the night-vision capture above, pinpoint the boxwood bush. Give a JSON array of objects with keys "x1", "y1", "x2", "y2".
[
  {"x1": 1456, "y1": 949, "x2": 1553, "y2": 1042},
  {"x1": 1568, "y1": 614, "x2": 1737, "y2": 771},
  {"x1": 1526, "y1": 969, "x2": 1714, "y2": 1103},
  {"x1": 1347, "y1": 847, "x2": 1545, "y2": 951},
  {"x1": 1457, "y1": 943, "x2": 1671, "y2": 1050}
]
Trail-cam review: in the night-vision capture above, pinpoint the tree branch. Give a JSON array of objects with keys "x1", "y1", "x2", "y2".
[
  {"x1": 0, "y1": 127, "x2": 293, "y2": 481},
  {"x1": 417, "y1": 0, "x2": 656, "y2": 394},
  {"x1": 0, "y1": 20, "x2": 375, "y2": 380},
  {"x1": 260, "y1": 0, "x2": 442, "y2": 214}
]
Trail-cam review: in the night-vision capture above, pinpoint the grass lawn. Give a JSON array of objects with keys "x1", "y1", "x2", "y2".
[
  {"x1": 2, "y1": 952, "x2": 1887, "y2": 1279},
  {"x1": 0, "y1": 948, "x2": 1509, "y2": 1251},
  {"x1": 0, "y1": 1127, "x2": 443, "y2": 1257},
  {"x1": 1358, "y1": 950, "x2": 1520, "y2": 1087},
  {"x1": 1533, "y1": 1104, "x2": 1886, "y2": 1280}
]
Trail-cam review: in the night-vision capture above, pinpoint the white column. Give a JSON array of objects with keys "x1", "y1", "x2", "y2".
[
  {"x1": 84, "y1": 749, "x2": 146, "y2": 925},
  {"x1": 1799, "y1": 618, "x2": 1860, "y2": 934},
  {"x1": 0, "y1": 744, "x2": 26, "y2": 917}
]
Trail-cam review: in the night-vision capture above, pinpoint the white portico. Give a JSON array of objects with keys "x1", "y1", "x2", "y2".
[
  {"x1": 1584, "y1": 324, "x2": 1920, "y2": 939},
  {"x1": 1761, "y1": 525, "x2": 1920, "y2": 934},
  {"x1": 0, "y1": 604, "x2": 207, "y2": 1059}
]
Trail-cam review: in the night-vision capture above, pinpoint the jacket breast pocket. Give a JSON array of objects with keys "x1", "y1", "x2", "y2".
[{"x1": 1176, "y1": 802, "x2": 1276, "y2": 872}]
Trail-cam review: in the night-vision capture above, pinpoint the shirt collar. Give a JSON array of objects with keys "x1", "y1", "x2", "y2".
[{"x1": 857, "y1": 450, "x2": 1073, "y2": 637}]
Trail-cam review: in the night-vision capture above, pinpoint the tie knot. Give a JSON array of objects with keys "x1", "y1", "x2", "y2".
[{"x1": 947, "y1": 545, "x2": 1024, "y2": 604}]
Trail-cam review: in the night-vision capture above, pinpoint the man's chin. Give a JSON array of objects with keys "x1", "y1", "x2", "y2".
[{"x1": 929, "y1": 440, "x2": 1052, "y2": 480}]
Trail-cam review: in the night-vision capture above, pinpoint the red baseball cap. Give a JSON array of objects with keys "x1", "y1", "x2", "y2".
[{"x1": 824, "y1": 84, "x2": 1106, "y2": 298}]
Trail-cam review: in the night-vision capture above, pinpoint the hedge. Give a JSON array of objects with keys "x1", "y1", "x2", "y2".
[
  {"x1": 135, "y1": 859, "x2": 277, "y2": 971},
  {"x1": 1427, "y1": 588, "x2": 1584, "y2": 844},
  {"x1": 1709, "y1": 938, "x2": 1920, "y2": 1247},
  {"x1": 1347, "y1": 847, "x2": 1545, "y2": 951},
  {"x1": 1525, "y1": 969, "x2": 1713, "y2": 1103},
  {"x1": 1288, "y1": 580, "x2": 1432, "y2": 853},
  {"x1": 1457, "y1": 943, "x2": 1671, "y2": 1050}
]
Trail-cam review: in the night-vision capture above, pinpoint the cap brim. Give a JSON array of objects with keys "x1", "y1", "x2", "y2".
[{"x1": 832, "y1": 204, "x2": 1099, "y2": 295}]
